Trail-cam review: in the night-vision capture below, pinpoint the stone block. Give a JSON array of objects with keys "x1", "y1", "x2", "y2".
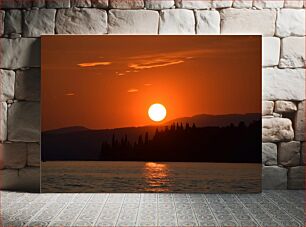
[
  {"x1": 0, "y1": 10, "x2": 4, "y2": 35},
  {"x1": 262, "y1": 68, "x2": 305, "y2": 101},
  {"x1": 32, "y1": 0, "x2": 46, "y2": 8},
  {"x1": 284, "y1": 0, "x2": 304, "y2": 8},
  {"x1": 262, "y1": 37, "x2": 280, "y2": 66},
  {"x1": 0, "y1": 0, "x2": 32, "y2": 9},
  {"x1": 294, "y1": 101, "x2": 305, "y2": 141},
  {"x1": 0, "y1": 142, "x2": 27, "y2": 169},
  {"x1": 232, "y1": 0, "x2": 253, "y2": 8},
  {"x1": 4, "y1": 9, "x2": 22, "y2": 34},
  {"x1": 0, "y1": 168, "x2": 40, "y2": 192},
  {"x1": 145, "y1": 0, "x2": 175, "y2": 9},
  {"x1": 288, "y1": 166, "x2": 304, "y2": 189},
  {"x1": 262, "y1": 117, "x2": 294, "y2": 142},
  {"x1": 0, "y1": 69, "x2": 15, "y2": 102},
  {"x1": 23, "y1": 9, "x2": 56, "y2": 37},
  {"x1": 108, "y1": 10, "x2": 159, "y2": 34},
  {"x1": 56, "y1": 8, "x2": 107, "y2": 34},
  {"x1": 0, "y1": 169, "x2": 17, "y2": 189},
  {"x1": 262, "y1": 101, "x2": 274, "y2": 115},
  {"x1": 212, "y1": 0, "x2": 233, "y2": 8},
  {"x1": 275, "y1": 101, "x2": 297, "y2": 113},
  {"x1": 175, "y1": 0, "x2": 212, "y2": 9},
  {"x1": 262, "y1": 143, "x2": 277, "y2": 165},
  {"x1": 8, "y1": 102, "x2": 40, "y2": 142},
  {"x1": 273, "y1": 113, "x2": 282, "y2": 118},
  {"x1": 276, "y1": 9, "x2": 305, "y2": 37},
  {"x1": 280, "y1": 37, "x2": 305, "y2": 68},
  {"x1": 195, "y1": 10, "x2": 220, "y2": 34},
  {"x1": 0, "y1": 102, "x2": 7, "y2": 142},
  {"x1": 301, "y1": 142, "x2": 305, "y2": 165},
  {"x1": 15, "y1": 69, "x2": 41, "y2": 102},
  {"x1": 262, "y1": 166, "x2": 287, "y2": 189},
  {"x1": 253, "y1": 0, "x2": 284, "y2": 8},
  {"x1": 91, "y1": 0, "x2": 108, "y2": 8},
  {"x1": 27, "y1": 143, "x2": 40, "y2": 167},
  {"x1": 110, "y1": 0, "x2": 144, "y2": 8},
  {"x1": 71, "y1": 0, "x2": 91, "y2": 7},
  {"x1": 0, "y1": 38, "x2": 40, "y2": 69},
  {"x1": 278, "y1": 141, "x2": 301, "y2": 166},
  {"x1": 159, "y1": 9, "x2": 195, "y2": 34},
  {"x1": 46, "y1": 0, "x2": 70, "y2": 8},
  {"x1": 220, "y1": 8, "x2": 276, "y2": 36}
]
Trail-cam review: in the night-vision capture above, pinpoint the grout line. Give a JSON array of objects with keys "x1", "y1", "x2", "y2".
[
  {"x1": 54, "y1": 9, "x2": 58, "y2": 34},
  {"x1": 23, "y1": 194, "x2": 60, "y2": 226},
  {"x1": 155, "y1": 193, "x2": 158, "y2": 226},
  {"x1": 270, "y1": 190, "x2": 304, "y2": 212},
  {"x1": 92, "y1": 193, "x2": 110, "y2": 226},
  {"x1": 234, "y1": 194, "x2": 261, "y2": 226},
  {"x1": 187, "y1": 194, "x2": 199, "y2": 226},
  {"x1": 70, "y1": 194, "x2": 93, "y2": 226},
  {"x1": 201, "y1": 194, "x2": 220, "y2": 226},
  {"x1": 156, "y1": 193, "x2": 159, "y2": 226},
  {"x1": 217, "y1": 194, "x2": 242, "y2": 226},
  {"x1": 114, "y1": 194, "x2": 126, "y2": 226},
  {"x1": 133, "y1": 194, "x2": 141, "y2": 226},
  {"x1": 262, "y1": 192, "x2": 304, "y2": 225},
  {"x1": 236, "y1": 193, "x2": 282, "y2": 226},
  {"x1": 10, "y1": 192, "x2": 28, "y2": 204},
  {"x1": 93, "y1": 193, "x2": 109, "y2": 226},
  {"x1": 193, "y1": 9, "x2": 197, "y2": 34},
  {"x1": 251, "y1": 197, "x2": 283, "y2": 226},
  {"x1": 47, "y1": 194, "x2": 78, "y2": 226},
  {"x1": 172, "y1": 194, "x2": 179, "y2": 226}
]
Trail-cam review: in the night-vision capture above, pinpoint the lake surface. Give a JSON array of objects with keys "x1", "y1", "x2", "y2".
[{"x1": 41, "y1": 161, "x2": 261, "y2": 193}]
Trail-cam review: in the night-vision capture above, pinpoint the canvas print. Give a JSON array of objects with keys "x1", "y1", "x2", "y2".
[{"x1": 41, "y1": 35, "x2": 262, "y2": 193}]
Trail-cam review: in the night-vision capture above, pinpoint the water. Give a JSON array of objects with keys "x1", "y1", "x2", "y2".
[{"x1": 41, "y1": 161, "x2": 261, "y2": 193}]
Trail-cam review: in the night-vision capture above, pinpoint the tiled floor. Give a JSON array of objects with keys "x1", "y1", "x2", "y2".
[{"x1": 1, "y1": 190, "x2": 304, "y2": 226}]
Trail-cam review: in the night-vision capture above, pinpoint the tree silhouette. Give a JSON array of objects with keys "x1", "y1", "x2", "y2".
[
  {"x1": 145, "y1": 132, "x2": 149, "y2": 144},
  {"x1": 138, "y1": 135, "x2": 143, "y2": 145},
  {"x1": 99, "y1": 120, "x2": 261, "y2": 163}
]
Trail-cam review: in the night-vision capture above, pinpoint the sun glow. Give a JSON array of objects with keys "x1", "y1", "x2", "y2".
[{"x1": 148, "y1": 103, "x2": 167, "y2": 122}]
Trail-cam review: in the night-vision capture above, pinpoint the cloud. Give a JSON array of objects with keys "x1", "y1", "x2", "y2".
[
  {"x1": 127, "y1": 89, "x2": 139, "y2": 93},
  {"x1": 78, "y1": 42, "x2": 255, "y2": 76},
  {"x1": 129, "y1": 60, "x2": 185, "y2": 70},
  {"x1": 144, "y1": 83, "x2": 152, "y2": 86},
  {"x1": 78, "y1": 61, "x2": 112, "y2": 67},
  {"x1": 65, "y1": 93, "x2": 75, "y2": 96},
  {"x1": 124, "y1": 49, "x2": 213, "y2": 72}
]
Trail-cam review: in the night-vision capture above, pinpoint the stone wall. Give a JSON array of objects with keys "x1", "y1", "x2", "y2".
[{"x1": 0, "y1": 0, "x2": 305, "y2": 192}]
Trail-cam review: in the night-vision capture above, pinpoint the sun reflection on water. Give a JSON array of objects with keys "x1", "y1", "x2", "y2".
[{"x1": 144, "y1": 162, "x2": 170, "y2": 192}]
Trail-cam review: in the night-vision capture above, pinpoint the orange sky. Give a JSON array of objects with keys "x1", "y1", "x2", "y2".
[{"x1": 41, "y1": 35, "x2": 261, "y2": 131}]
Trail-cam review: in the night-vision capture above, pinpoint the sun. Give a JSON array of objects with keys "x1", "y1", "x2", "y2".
[{"x1": 148, "y1": 103, "x2": 167, "y2": 122}]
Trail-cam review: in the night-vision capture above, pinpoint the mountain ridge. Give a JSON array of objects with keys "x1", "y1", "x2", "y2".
[
  {"x1": 44, "y1": 112, "x2": 260, "y2": 134},
  {"x1": 42, "y1": 112, "x2": 261, "y2": 162}
]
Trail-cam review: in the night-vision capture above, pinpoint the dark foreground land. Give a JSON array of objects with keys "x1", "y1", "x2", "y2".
[{"x1": 42, "y1": 113, "x2": 261, "y2": 163}]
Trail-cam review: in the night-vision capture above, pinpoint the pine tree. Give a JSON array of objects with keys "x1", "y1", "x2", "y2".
[
  {"x1": 145, "y1": 132, "x2": 149, "y2": 144},
  {"x1": 112, "y1": 134, "x2": 116, "y2": 148},
  {"x1": 138, "y1": 135, "x2": 143, "y2": 145},
  {"x1": 124, "y1": 134, "x2": 128, "y2": 144}
]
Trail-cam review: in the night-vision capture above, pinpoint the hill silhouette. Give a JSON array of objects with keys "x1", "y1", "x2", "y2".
[
  {"x1": 166, "y1": 113, "x2": 260, "y2": 127},
  {"x1": 42, "y1": 113, "x2": 261, "y2": 163}
]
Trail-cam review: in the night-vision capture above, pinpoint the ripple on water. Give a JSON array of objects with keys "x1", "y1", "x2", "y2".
[{"x1": 41, "y1": 161, "x2": 261, "y2": 193}]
